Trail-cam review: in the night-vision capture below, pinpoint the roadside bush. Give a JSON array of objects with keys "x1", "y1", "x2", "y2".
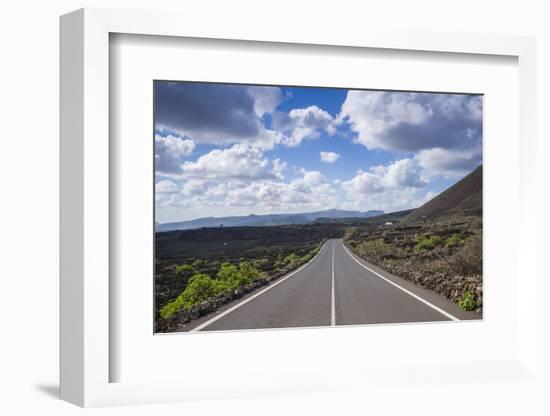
[
  {"x1": 344, "y1": 227, "x2": 358, "y2": 240},
  {"x1": 445, "y1": 234, "x2": 464, "y2": 247},
  {"x1": 283, "y1": 246, "x2": 319, "y2": 268},
  {"x1": 413, "y1": 236, "x2": 443, "y2": 253},
  {"x1": 357, "y1": 238, "x2": 393, "y2": 259},
  {"x1": 252, "y1": 257, "x2": 270, "y2": 270},
  {"x1": 216, "y1": 262, "x2": 239, "y2": 281},
  {"x1": 216, "y1": 262, "x2": 245, "y2": 291},
  {"x1": 191, "y1": 259, "x2": 203, "y2": 268},
  {"x1": 160, "y1": 273, "x2": 216, "y2": 319},
  {"x1": 159, "y1": 250, "x2": 309, "y2": 322},
  {"x1": 159, "y1": 301, "x2": 180, "y2": 321},
  {"x1": 175, "y1": 264, "x2": 195, "y2": 274},
  {"x1": 458, "y1": 290, "x2": 478, "y2": 311},
  {"x1": 238, "y1": 261, "x2": 262, "y2": 282},
  {"x1": 300, "y1": 249, "x2": 314, "y2": 263},
  {"x1": 216, "y1": 261, "x2": 262, "y2": 292},
  {"x1": 446, "y1": 233, "x2": 482, "y2": 275},
  {"x1": 383, "y1": 258, "x2": 398, "y2": 266},
  {"x1": 274, "y1": 253, "x2": 285, "y2": 268},
  {"x1": 347, "y1": 240, "x2": 358, "y2": 249},
  {"x1": 284, "y1": 253, "x2": 301, "y2": 266}
]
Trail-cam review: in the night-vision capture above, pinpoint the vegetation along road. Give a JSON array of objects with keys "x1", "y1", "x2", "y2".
[{"x1": 178, "y1": 239, "x2": 478, "y2": 332}]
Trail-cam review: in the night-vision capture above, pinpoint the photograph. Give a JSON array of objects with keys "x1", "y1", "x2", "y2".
[
  {"x1": 2, "y1": 0, "x2": 544, "y2": 412},
  {"x1": 154, "y1": 81, "x2": 483, "y2": 333}
]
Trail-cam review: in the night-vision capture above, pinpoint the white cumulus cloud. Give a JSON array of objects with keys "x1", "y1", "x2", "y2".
[
  {"x1": 338, "y1": 91, "x2": 482, "y2": 153},
  {"x1": 155, "y1": 179, "x2": 178, "y2": 193},
  {"x1": 274, "y1": 105, "x2": 337, "y2": 147},
  {"x1": 247, "y1": 86, "x2": 284, "y2": 116},
  {"x1": 340, "y1": 158, "x2": 433, "y2": 212},
  {"x1": 271, "y1": 158, "x2": 288, "y2": 179},
  {"x1": 415, "y1": 146, "x2": 482, "y2": 178},
  {"x1": 320, "y1": 151, "x2": 340, "y2": 163},
  {"x1": 154, "y1": 134, "x2": 196, "y2": 173},
  {"x1": 343, "y1": 159, "x2": 427, "y2": 195},
  {"x1": 180, "y1": 143, "x2": 279, "y2": 180},
  {"x1": 156, "y1": 169, "x2": 339, "y2": 222}
]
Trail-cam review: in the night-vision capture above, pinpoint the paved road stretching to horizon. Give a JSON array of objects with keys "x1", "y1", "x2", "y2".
[{"x1": 178, "y1": 239, "x2": 479, "y2": 332}]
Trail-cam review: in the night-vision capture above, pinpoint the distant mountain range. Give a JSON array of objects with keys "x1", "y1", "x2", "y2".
[{"x1": 156, "y1": 209, "x2": 384, "y2": 232}]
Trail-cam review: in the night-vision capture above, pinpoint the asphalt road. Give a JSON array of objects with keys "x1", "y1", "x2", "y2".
[{"x1": 178, "y1": 239, "x2": 479, "y2": 332}]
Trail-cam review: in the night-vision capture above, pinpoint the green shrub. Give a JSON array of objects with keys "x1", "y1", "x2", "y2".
[
  {"x1": 458, "y1": 290, "x2": 478, "y2": 311},
  {"x1": 159, "y1": 301, "x2": 180, "y2": 320},
  {"x1": 446, "y1": 234, "x2": 482, "y2": 275},
  {"x1": 357, "y1": 238, "x2": 392, "y2": 259},
  {"x1": 191, "y1": 259, "x2": 203, "y2": 268},
  {"x1": 160, "y1": 273, "x2": 216, "y2": 319},
  {"x1": 178, "y1": 273, "x2": 216, "y2": 305},
  {"x1": 175, "y1": 264, "x2": 195, "y2": 273},
  {"x1": 283, "y1": 247, "x2": 319, "y2": 268},
  {"x1": 217, "y1": 262, "x2": 239, "y2": 281},
  {"x1": 304, "y1": 245, "x2": 321, "y2": 261},
  {"x1": 343, "y1": 228, "x2": 357, "y2": 240},
  {"x1": 253, "y1": 257, "x2": 269, "y2": 269},
  {"x1": 159, "y1": 262, "x2": 263, "y2": 321},
  {"x1": 212, "y1": 279, "x2": 230, "y2": 294},
  {"x1": 238, "y1": 261, "x2": 261, "y2": 282},
  {"x1": 284, "y1": 253, "x2": 301, "y2": 265},
  {"x1": 216, "y1": 262, "x2": 242, "y2": 291},
  {"x1": 274, "y1": 253, "x2": 285, "y2": 268},
  {"x1": 445, "y1": 234, "x2": 464, "y2": 247},
  {"x1": 216, "y1": 261, "x2": 262, "y2": 292},
  {"x1": 413, "y1": 236, "x2": 442, "y2": 253}
]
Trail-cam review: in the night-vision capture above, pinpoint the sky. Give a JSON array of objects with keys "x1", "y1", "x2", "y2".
[{"x1": 154, "y1": 81, "x2": 482, "y2": 223}]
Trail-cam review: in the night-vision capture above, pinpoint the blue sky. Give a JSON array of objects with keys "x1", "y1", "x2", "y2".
[{"x1": 154, "y1": 81, "x2": 482, "y2": 223}]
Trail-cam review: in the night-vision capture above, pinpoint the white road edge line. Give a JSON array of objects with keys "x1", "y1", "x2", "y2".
[
  {"x1": 191, "y1": 241, "x2": 328, "y2": 332},
  {"x1": 331, "y1": 243, "x2": 336, "y2": 327},
  {"x1": 341, "y1": 241, "x2": 459, "y2": 321}
]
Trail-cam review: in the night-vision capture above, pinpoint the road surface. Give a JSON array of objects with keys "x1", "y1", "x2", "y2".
[{"x1": 178, "y1": 239, "x2": 479, "y2": 332}]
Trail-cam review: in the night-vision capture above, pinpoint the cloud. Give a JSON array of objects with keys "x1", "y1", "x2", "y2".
[
  {"x1": 179, "y1": 143, "x2": 280, "y2": 180},
  {"x1": 216, "y1": 170, "x2": 335, "y2": 209},
  {"x1": 155, "y1": 155, "x2": 444, "y2": 222},
  {"x1": 156, "y1": 169, "x2": 338, "y2": 221},
  {"x1": 155, "y1": 82, "x2": 281, "y2": 147},
  {"x1": 180, "y1": 179, "x2": 209, "y2": 196},
  {"x1": 342, "y1": 159, "x2": 427, "y2": 195},
  {"x1": 274, "y1": 105, "x2": 337, "y2": 147},
  {"x1": 340, "y1": 187, "x2": 434, "y2": 213},
  {"x1": 247, "y1": 86, "x2": 284, "y2": 116},
  {"x1": 271, "y1": 158, "x2": 288, "y2": 179},
  {"x1": 415, "y1": 146, "x2": 482, "y2": 178},
  {"x1": 155, "y1": 179, "x2": 178, "y2": 193},
  {"x1": 154, "y1": 82, "x2": 345, "y2": 150},
  {"x1": 340, "y1": 158, "x2": 433, "y2": 212},
  {"x1": 320, "y1": 151, "x2": 340, "y2": 163},
  {"x1": 155, "y1": 133, "x2": 195, "y2": 173},
  {"x1": 338, "y1": 91, "x2": 482, "y2": 153}
]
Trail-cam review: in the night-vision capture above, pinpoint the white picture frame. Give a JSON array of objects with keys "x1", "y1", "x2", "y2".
[{"x1": 60, "y1": 8, "x2": 538, "y2": 408}]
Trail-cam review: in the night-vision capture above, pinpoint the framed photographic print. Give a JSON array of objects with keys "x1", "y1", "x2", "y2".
[
  {"x1": 152, "y1": 81, "x2": 483, "y2": 334},
  {"x1": 60, "y1": 7, "x2": 538, "y2": 408}
]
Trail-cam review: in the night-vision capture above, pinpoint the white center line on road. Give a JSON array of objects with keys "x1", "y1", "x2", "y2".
[
  {"x1": 190, "y1": 241, "x2": 328, "y2": 332},
  {"x1": 341, "y1": 241, "x2": 460, "y2": 321},
  {"x1": 331, "y1": 242, "x2": 336, "y2": 327}
]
